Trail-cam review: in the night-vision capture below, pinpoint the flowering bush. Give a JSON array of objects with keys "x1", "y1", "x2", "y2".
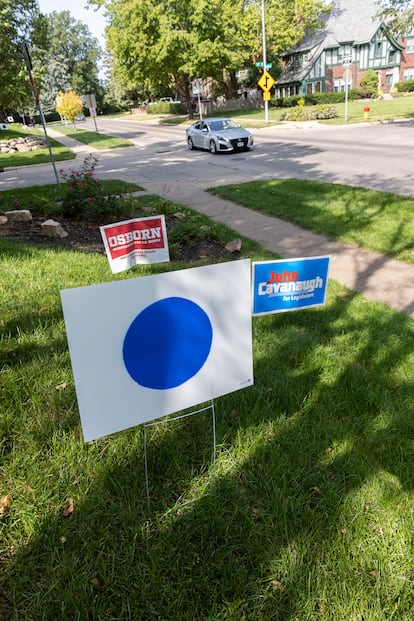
[{"x1": 60, "y1": 155, "x2": 124, "y2": 222}]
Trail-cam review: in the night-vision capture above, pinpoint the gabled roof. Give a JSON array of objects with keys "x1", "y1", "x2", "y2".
[
  {"x1": 276, "y1": 0, "x2": 402, "y2": 86},
  {"x1": 287, "y1": 0, "x2": 383, "y2": 54}
]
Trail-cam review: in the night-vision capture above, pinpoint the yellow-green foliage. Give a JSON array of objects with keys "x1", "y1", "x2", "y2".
[{"x1": 55, "y1": 91, "x2": 83, "y2": 122}]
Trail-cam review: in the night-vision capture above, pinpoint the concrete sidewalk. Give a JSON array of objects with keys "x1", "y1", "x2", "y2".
[{"x1": 146, "y1": 179, "x2": 414, "y2": 320}]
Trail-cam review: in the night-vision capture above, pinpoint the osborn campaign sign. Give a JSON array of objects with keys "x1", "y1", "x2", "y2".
[
  {"x1": 252, "y1": 256, "x2": 330, "y2": 315},
  {"x1": 100, "y1": 215, "x2": 169, "y2": 273},
  {"x1": 60, "y1": 259, "x2": 253, "y2": 442}
]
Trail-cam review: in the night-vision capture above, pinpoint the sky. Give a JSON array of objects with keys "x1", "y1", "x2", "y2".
[{"x1": 37, "y1": 0, "x2": 107, "y2": 49}]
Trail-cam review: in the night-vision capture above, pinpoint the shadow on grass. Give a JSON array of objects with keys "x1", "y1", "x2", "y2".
[{"x1": 2, "y1": 284, "x2": 414, "y2": 619}]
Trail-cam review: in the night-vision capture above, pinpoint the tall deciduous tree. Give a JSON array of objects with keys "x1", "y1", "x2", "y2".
[
  {"x1": 0, "y1": 0, "x2": 46, "y2": 117},
  {"x1": 377, "y1": 0, "x2": 414, "y2": 36},
  {"x1": 40, "y1": 11, "x2": 102, "y2": 111},
  {"x1": 88, "y1": 0, "x2": 324, "y2": 114}
]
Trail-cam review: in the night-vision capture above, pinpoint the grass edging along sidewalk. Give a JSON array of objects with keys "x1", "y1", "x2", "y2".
[
  {"x1": 209, "y1": 178, "x2": 414, "y2": 266},
  {"x1": 51, "y1": 123, "x2": 134, "y2": 149},
  {"x1": 0, "y1": 123, "x2": 133, "y2": 169},
  {"x1": 0, "y1": 126, "x2": 75, "y2": 168},
  {"x1": 1, "y1": 187, "x2": 414, "y2": 617}
]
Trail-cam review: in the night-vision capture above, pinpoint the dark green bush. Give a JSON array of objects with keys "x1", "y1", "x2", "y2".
[
  {"x1": 359, "y1": 69, "x2": 379, "y2": 98},
  {"x1": 272, "y1": 89, "x2": 362, "y2": 108},
  {"x1": 395, "y1": 80, "x2": 414, "y2": 93},
  {"x1": 146, "y1": 101, "x2": 186, "y2": 114}
]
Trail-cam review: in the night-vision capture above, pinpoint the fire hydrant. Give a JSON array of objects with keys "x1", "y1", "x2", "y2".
[{"x1": 364, "y1": 105, "x2": 370, "y2": 121}]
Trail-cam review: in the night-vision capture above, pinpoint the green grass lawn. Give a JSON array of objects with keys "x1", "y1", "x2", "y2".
[
  {"x1": 52, "y1": 123, "x2": 134, "y2": 149},
  {"x1": 1, "y1": 185, "x2": 414, "y2": 618},
  {"x1": 209, "y1": 179, "x2": 414, "y2": 266},
  {"x1": 0, "y1": 126, "x2": 75, "y2": 168}
]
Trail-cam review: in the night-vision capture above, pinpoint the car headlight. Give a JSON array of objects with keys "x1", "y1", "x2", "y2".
[{"x1": 216, "y1": 135, "x2": 230, "y2": 142}]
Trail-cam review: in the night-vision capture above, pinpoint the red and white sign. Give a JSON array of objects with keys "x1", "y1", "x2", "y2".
[{"x1": 100, "y1": 215, "x2": 169, "y2": 273}]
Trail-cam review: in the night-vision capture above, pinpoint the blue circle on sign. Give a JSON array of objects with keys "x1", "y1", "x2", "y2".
[{"x1": 123, "y1": 297, "x2": 213, "y2": 390}]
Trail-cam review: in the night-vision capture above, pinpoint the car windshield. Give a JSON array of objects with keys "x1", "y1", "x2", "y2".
[{"x1": 207, "y1": 120, "x2": 240, "y2": 132}]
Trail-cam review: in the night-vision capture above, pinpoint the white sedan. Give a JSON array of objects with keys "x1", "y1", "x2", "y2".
[{"x1": 186, "y1": 118, "x2": 254, "y2": 153}]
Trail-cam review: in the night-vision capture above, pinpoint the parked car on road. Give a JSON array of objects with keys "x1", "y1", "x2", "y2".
[
  {"x1": 75, "y1": 114, "x2": 86, "y2": 122},
  {"x1": 186, "y1": 118, "x2": 253, "y2": 153}
]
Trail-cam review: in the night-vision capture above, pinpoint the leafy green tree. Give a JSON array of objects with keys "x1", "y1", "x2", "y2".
[
  {"x1": 40, "y1": 54, "x2": 72, "y2": 113},
  {"x1": 378, "y1": 0, "x2": 414, "y2": 36},
  {"x1": 40, "y1": 11, "x2": 102, "y2": 109},
  {"x1": 0, "y1": 0, "x2": 47, "y2": 118},
  {"x1": 88, "y1": 0, "x2": 325, "y2": 116}
]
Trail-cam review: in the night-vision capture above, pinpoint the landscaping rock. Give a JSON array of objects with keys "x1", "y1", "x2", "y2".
[
  {"x1": 41, "y1": 219, "x2": 69, "y2": 238},
  {"x1": 0, "y1": 136, "x2": 48, "y2": 152},
  {"x1": 5, "y1": 209, "x2": 33, "y2": 222},
  {"x1": 0, "y1": 215, "x2": 8, "y2": 225},
  {"x1": 225, "y1": 238, "x2": 242, "y2": 253}
]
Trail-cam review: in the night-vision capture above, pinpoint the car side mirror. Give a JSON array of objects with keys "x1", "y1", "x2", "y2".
[{"x1": 202, "y1": 127, "x2": 208, "y2": 132}]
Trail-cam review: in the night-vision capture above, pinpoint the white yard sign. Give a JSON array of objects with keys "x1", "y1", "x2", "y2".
[{"x1": 60, "y1": 260, "x2": 253, "y2": 442}]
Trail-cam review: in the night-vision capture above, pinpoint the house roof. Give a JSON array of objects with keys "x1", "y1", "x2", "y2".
[
  {"x1": 289, "y1": 0, "x2": 382, "y2": 54},
  {"x1": 276, "y1": 0, "x2": 398, "y2": 86}
]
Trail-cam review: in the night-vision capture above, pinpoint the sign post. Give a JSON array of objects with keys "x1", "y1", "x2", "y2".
[
  {"x1": 21, "y1": 41, "x2": 60, "y2": 187},
  {"x1": 84, "y1": 93, "x2": 99, "y2": 133},
  {"x1": 342, "y1": 56, "x2": 352, "y2": 122}
]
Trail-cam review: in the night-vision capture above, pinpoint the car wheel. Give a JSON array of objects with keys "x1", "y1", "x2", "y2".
[
  {"x1": 188, "y1": 136, "x2": 195, "y2": 150},
  {"x1": 209, "y1": 140, "x2": 217, "y2": 154}
]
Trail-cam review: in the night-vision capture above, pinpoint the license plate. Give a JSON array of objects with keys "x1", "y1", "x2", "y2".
[{"x1": 237, "y1": 141, "x2": 244, "y2": 147}]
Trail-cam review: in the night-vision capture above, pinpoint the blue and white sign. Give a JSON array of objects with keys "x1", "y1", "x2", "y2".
[
  {"x1": 252, "y1": 256, "x2": 330, "y2": 316},
  {"x1": 60, "y1": 260, "x2": 253, "y2": 442}
]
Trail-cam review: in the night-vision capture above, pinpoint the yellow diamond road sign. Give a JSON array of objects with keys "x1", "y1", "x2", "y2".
[{"x1": 258, "y1": 71, "x2": 275, "y2": 92}]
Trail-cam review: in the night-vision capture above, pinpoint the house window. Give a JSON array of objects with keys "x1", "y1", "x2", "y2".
[
  {"x1": 334, "y1": 78, "x2": 344, "y2": 92},
  {"x1": 375, "y1": 42, "x2": 382, "y2": 57},
  {"x1": 405, "y1": 38, "x2": 414, "y2": 53},
  {"x1": 385, "y1": 73, "x2": 393, "y2": 85},
  {"x1": 388, "y1": 49, "x2": 396, "y2": 64},
  {"x1": 403, "y1": 67, "x2": 414, "y2": 80}
]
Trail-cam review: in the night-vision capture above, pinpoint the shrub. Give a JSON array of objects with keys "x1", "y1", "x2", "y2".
[
  {"x1": 60, "y1": 155, "x2": 127, "y2": 223},
  {"x1": 146, "y1": 101, "x2": 186, "y2": 114},
  {"x1": 280, "y1": 104, "x2": 338, "y2": 121},
  {"x1": 273, "y1": 90, "x2": 362, "y2": 108},
  {"x1": 359, "y1": 70, "x2": 379, "y2": 98},
  {"x1": 395, "y1": 80, "x2": 414, "y2": 93}
]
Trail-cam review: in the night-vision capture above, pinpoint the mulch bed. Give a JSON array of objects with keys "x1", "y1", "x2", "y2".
[{"x1": 0, "y1": 216, "x2": 229, "y2": 262}]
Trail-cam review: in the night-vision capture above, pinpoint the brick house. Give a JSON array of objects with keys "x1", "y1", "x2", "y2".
[{"x1": 275, "y1": 0, "x2": 414, "y2": 97}]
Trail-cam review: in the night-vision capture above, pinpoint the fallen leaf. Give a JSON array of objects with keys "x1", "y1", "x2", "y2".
[
  {"x1": 271, "y1": 580, "x2": 286, "y2": 591},
  {"x1": 0, "y1": 495, "x2": 10, "y2": 515},
  {"x1": 363, "y1": 503, "x2": 370, "y2": 511},
  {"x1": 340, "y1": 528, "x2": 349, "y2": 534},
  {"x1": 91, "y1": 577, "x2": 103, "y2": 590},
  {"x1": 252, "y1": 507, "x2": 260, "y2": 518},
  {"x1": 230, "y1": 409, "x2": 238, "y2": 418},
  {"x1": 55, "y1": 382, "x2": 67, "y2": 391},
  {"x1": 369, "y1": 570, "x2": 377, "y2": 577},
  {"x1": 318, "y1": 600, "x2": 325, "y2": 615},
  {"x1": 63, "y1": 498, "x2": 74, "y2": 517},
  {"x1": 61, "y1": 536, "x2": 67, "y2": 544}
]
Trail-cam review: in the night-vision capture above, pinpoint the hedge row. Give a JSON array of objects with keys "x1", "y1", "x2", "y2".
[
  {"x1": 146, "y1": 101, "x2": 187, "y2": 114},
  {"x1": 271, "y1": 89, "x2": 364, "y2": 108},
  {"x1": 395, "y1": 80, "x2": 414, "y2": 93}
]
